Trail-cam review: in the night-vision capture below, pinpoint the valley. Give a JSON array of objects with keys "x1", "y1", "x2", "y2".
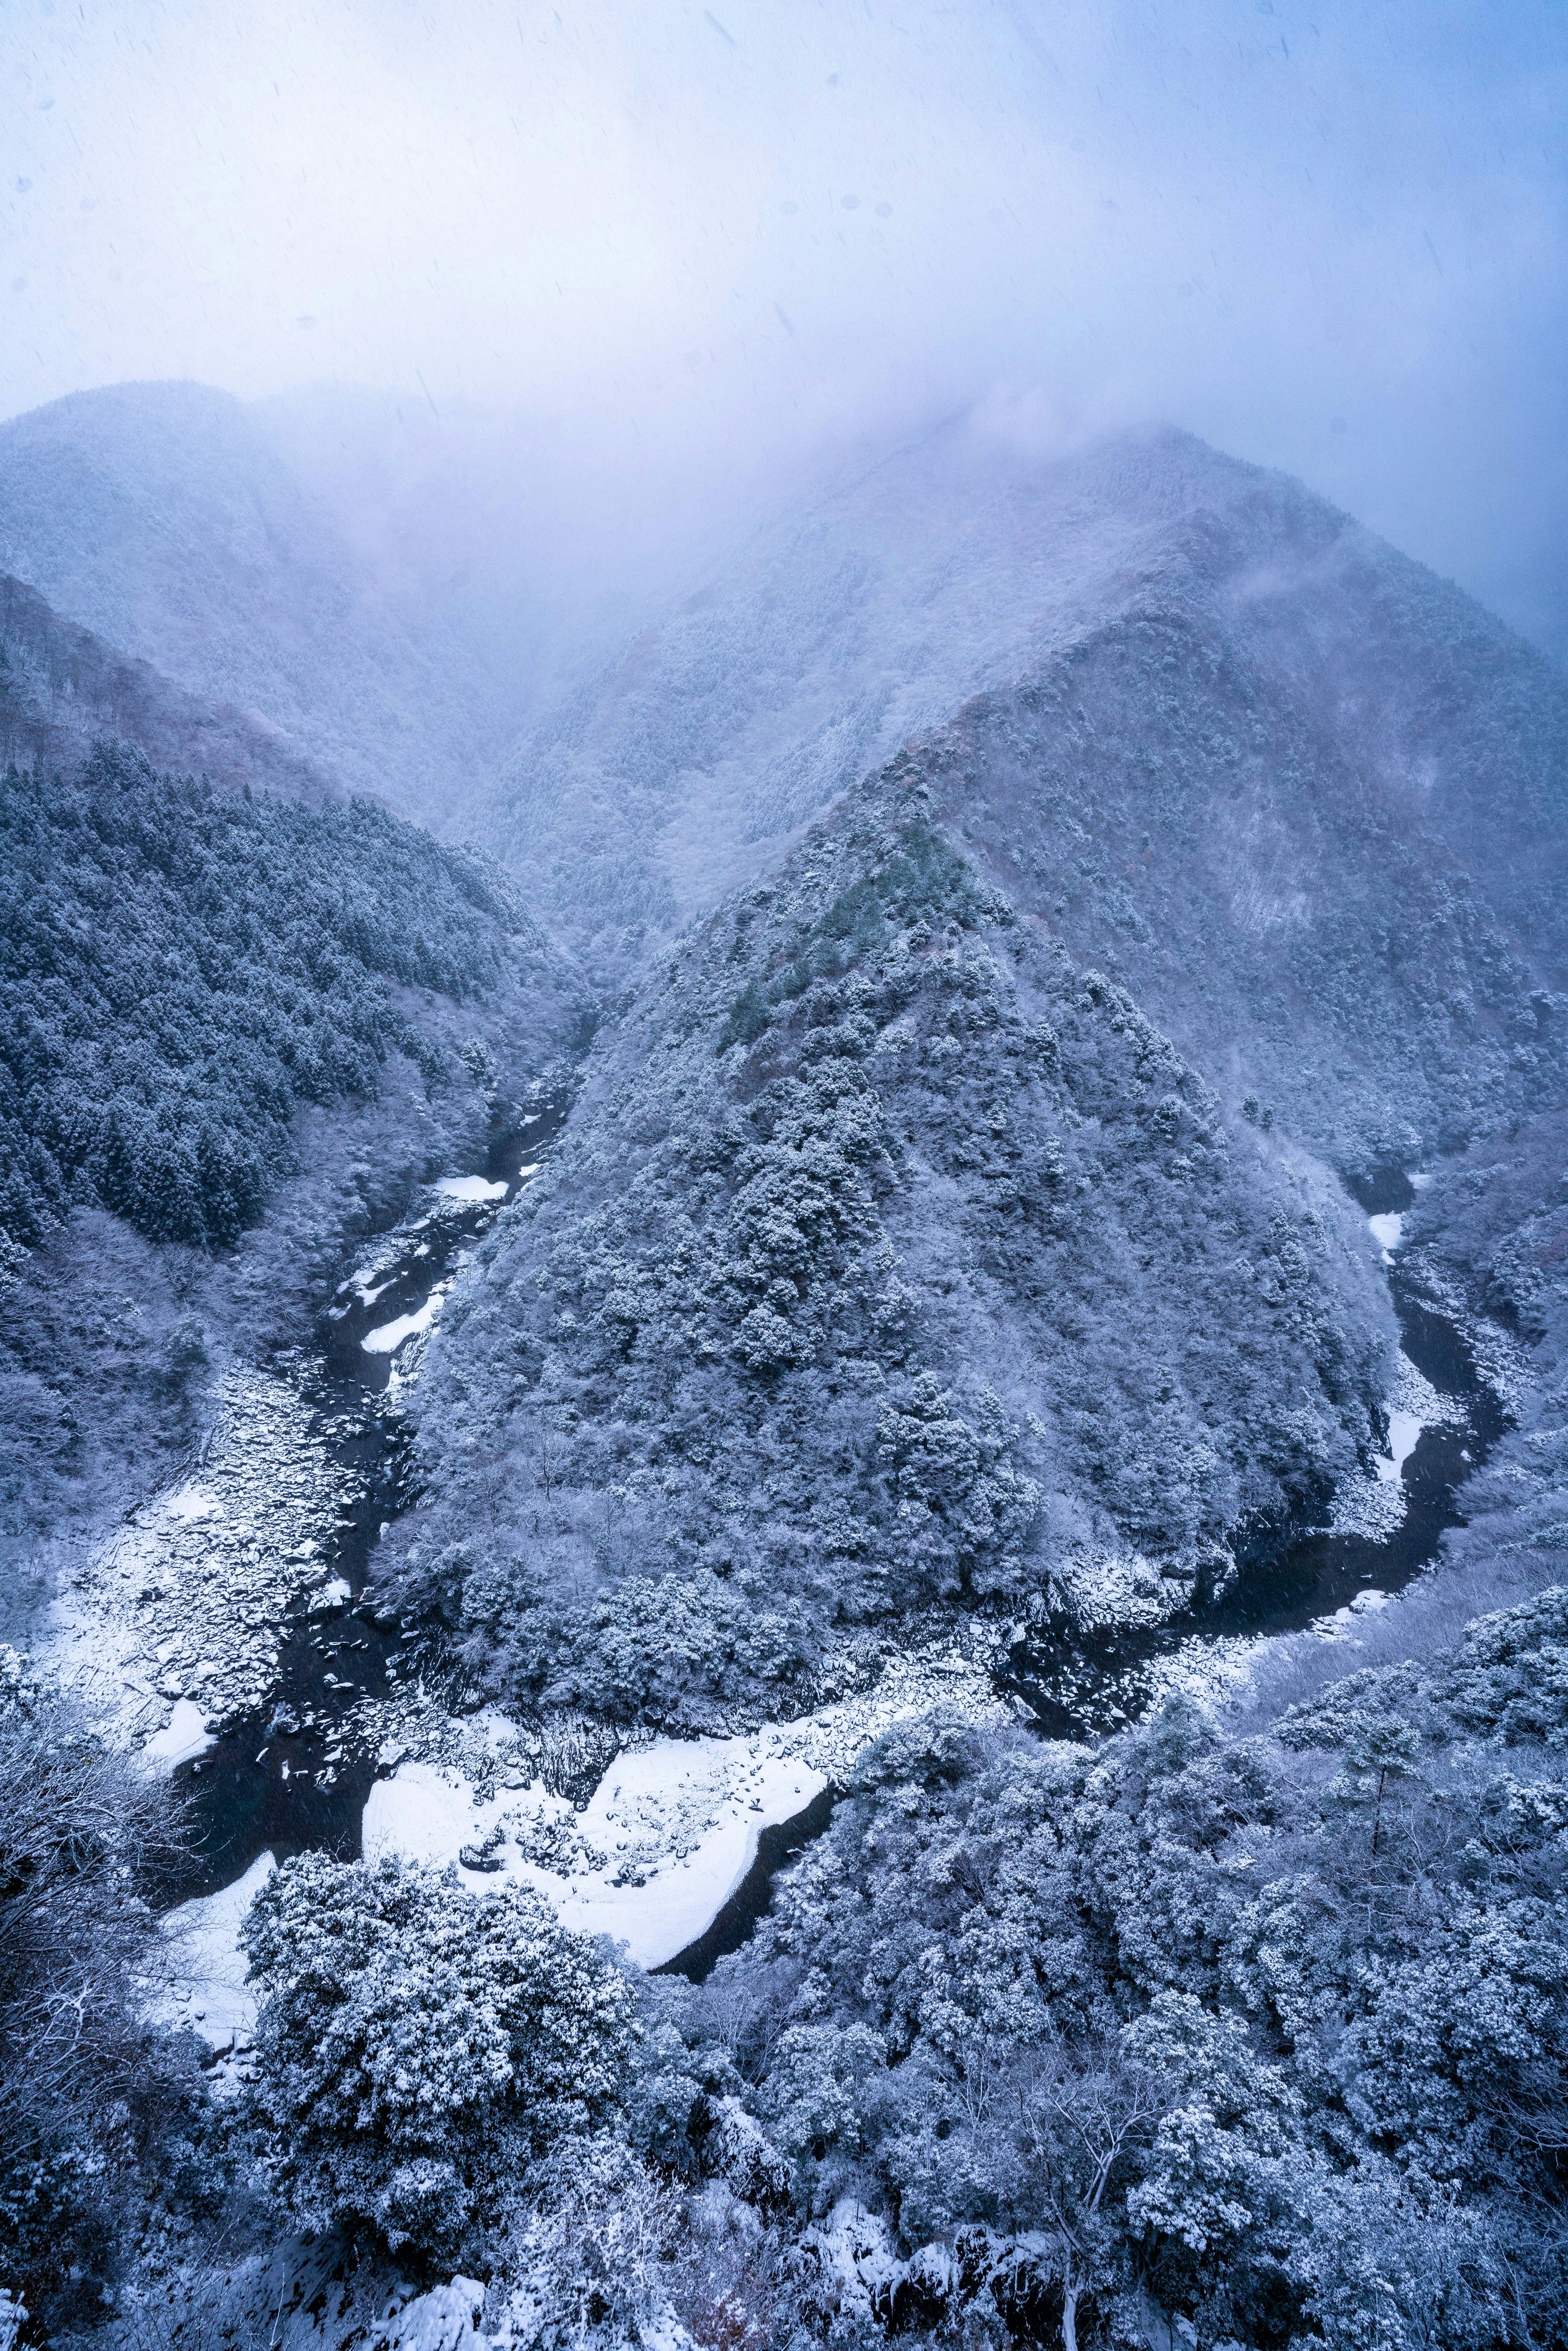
[
  {"x1": 2, "y1": 404, "x2": 1566, "y2": 2351},
  {"x1": 128, "y1": 1117, "x2": 1515, "y2": 2038}
]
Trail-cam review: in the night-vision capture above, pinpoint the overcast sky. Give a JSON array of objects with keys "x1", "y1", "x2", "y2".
[{"x1": 2, "y1": 0, "x2": 1565, "y2": 654}]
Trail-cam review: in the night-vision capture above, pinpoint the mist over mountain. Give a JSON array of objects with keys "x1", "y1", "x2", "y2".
[
  {"x1": 2, "y1": 383, "x2": 1567, "y2": 2351},
  {"x1": 485, "y1": 420, "x2": 1568, "y2": 1005},
  {"x1": 0, "y1": 381, "x2": 519, "y2": 816},
  {"x1": 0, "y1": 565, "x2": 331, "y2": 797},
  {"x1": 4, "y1": 0, "x2": 1567, "y2": 2331},
  {"x1": 390, "y1": 443, "x2": 1568, "y2": 1717}
]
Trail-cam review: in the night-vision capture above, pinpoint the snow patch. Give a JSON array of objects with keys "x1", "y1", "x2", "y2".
[
  {"x1": 1324, "y1": 1468, "x2": 1408, "y2": 1541},
  {"x1": 46, "y1": 1368, "x2": 363, "y2": 1743},
  {"x1": 163, "y1": 1484, "x2": 223, "y2": 1524},
  {"x1": 146, "y1": 1848, "x2": 276, "y2": 2052},
  {"x1": 140, "y1": 1698, "x2": 214, "y2": 1772},
  {"x1": 1326, "y1": 1350, "x2": 1461, "y2": 1532},
  {"x1": 364, "y1": 1736, "x2": 828, "y2": 1972},
  {"x1": 1051, "y1": 1545, "x2": 1194, "y2": 1629},
  {"x1": 362, "y1": 1286, "x2": 448, "y2": 1355},
  {"x1": 382, "y1": 2277, "x2": 487, "y2": 2351},
  {"x1": 1372, "y1": 1350, "x2": 1459, "y2": 1484},
  {"x1": 364, "y1": 1651, "x2": 1008, "y2": 1970},
  {"x1": 433, "y1": 1174, "x2": 508, "y2": 1204}
]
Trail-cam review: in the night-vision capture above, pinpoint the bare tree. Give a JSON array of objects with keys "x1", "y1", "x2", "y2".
[
  {"x1": 0, "y1": 1659, "x2": 191, "y2": 2317},
  {"x1": 1014, "y1": 2038, "x2": 1165, "y2": 2351}
]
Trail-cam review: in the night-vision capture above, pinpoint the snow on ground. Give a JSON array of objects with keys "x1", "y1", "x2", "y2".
[
  {"x1": 1325, "y1": 1467, "x2": 1408, "y2": 1542},
  {"x1": 362, "y1": 1285, "x2": 450, "y2": 1354},
  {"x1": 432, "y1": 1173, "x2": 509, "y2": 1203},
  {"x1": 1324, "y1": 1340, "x2": 1463, "y2": 1536},
  {"x1": 1369, "y1": 1210, "x2": 1404, "y2": 1261},
  {"x1": 140, "y1": 1697, "x2": 214, "y2": 1771},
  {"x1": 1375, "y1": 1350, "x2": 1461, "y2": 1482},
  {"x1": 45, "y1": 1368, "x2": 361, "y2": 1747},
  {"x1": 117, "y1": 2237, "x2": 490, "y2": 2351},
  {"x1": 164, "y1": 1484, "x2": 222, "y2": 1523},
  {"x1": 1049, "y1": 1544, "x2": 1196, "y2": 1629},
  {"x1": 364, "y1": 1649, "x2": 1009, "y2": 1969},
  {"x1": 144, "y1": 1848, "x2": 276, "y2": 2055},
  {"x1": 365, "y1": 1735, "x2": 828, "y2": 1970},
  {"x1": 1139, "y1": 1584, "x2": 1405, "y2": 1723}
]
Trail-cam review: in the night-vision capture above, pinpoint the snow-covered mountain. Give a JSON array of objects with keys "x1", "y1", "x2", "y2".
[
  {"x1": 0, "y1": 566, "x2": 329, "y2": 797},
  {"x1": 384, "y1": 419, "x2": 1568, "y2": 1729},
  {"x1": 7, "y1": 389, "x2": 1568, "y2": 2347},
  {"x1": 0, "y1": 381, "x2": 512, "y2": 817},
  {"x1": 486, "y1": 419, "x2": 1568, "y2": 1004}
]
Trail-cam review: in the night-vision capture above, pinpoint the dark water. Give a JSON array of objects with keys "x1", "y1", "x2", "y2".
[
  {"x1": 657, "y1": 1785, "x2": 840, "y2": 1983},
  {"x1": 160, "y1": 1089, "x2": 572, "y2": 1903}
]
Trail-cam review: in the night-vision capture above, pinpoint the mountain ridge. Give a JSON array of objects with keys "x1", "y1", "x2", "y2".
[
  {"x1": 0, "y1": 380, "x2": 512, "y2": 818},
  {"x1": 485, "y1": 419, "x2": 1567, "y2": 1000},
  {"x1": 0, "y1": 565, "x2": 334, "y2": 798}
]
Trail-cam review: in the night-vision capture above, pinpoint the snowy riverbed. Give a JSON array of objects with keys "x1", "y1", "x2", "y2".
[
  {"x1": 153, "y1": 1649, "x2": 1009, "y2": 2030},
  {"x1": 364, "y1": 1735, "x2": 828, "y2": 1971},
  {"x1": 105, "y1": 1149, "x2": 1517, "y2": 2058},
  {"x1": 365, "y1": 1649, "x2": 1008, "y2": 1969},
  {"x1": 45, "y1": 1366, "x2": 363, "y2": 1753},
  {"x1": 142, "y1": 1848, "x2": 277, "y2": 2058}
]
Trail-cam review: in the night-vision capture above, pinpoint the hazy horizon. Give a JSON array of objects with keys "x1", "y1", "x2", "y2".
[{"x1": 3, "y1": 0, "x2": 1565, "y2": 659}]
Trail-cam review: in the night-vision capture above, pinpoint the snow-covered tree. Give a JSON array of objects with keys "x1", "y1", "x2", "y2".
[{"x1": 241, "y1": 1853, "x2": 633, "y2": 2260}]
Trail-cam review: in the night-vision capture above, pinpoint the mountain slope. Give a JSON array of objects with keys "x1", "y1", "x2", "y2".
[
  {"x1": 0, "y1": 382, "x2": 509, "y2": 817},
  {"x1": 390, "y1": 421, "x2": 1568, "y2": 1720},
  {"x1": 920, "y1": 597, "x2": 1567, "y2": 1178},
  {"x1": 382, "y1": 788, "x2": 1395, "y2": 1731},
  {"x1": 0, "y1": 739, "x2": 587, "y2": 1598},
  {"x1": 0, "y1": 567, "x2": 329, "y2": 797},
  {"x1": 486, "y1": 421, "x2": 1568, "y2": 1012},
  {"x1": 0, "y1": 742, "x2": 580, "y2": 1265}
]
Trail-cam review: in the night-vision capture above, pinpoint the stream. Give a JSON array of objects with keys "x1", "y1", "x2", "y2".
[
  {"x1": 999, "y1": 1168, "x2": 1507, "y2": 1737},
  {"x1": 162, "y1": 1088, "x2": 573, "y2": 1902}
]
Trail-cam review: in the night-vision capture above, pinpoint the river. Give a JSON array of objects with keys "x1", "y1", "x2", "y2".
[
  {"x1": 161, "y1": 1087, "x2": 573, "y2": 1902},
  {"x1": 160, "y1": 1155, "x2": 1508, "y2": 1968}
]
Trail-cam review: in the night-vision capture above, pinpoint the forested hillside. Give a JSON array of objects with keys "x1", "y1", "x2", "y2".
[
  {"x1": 0, "y1": 739, "x2": 585, "y2": 1611},
  {"x1": 393, "y1": 510, "x2": 1568, "y2": 1718},
  {"x1": 382, "y1": 787, "x2": 1395, "y2": 1728},
  {"x1": 486, "y1": 425, "x2": 1568, "y2": 993},
  {"x1": 0, "y1": 745, "x2": 555, "y2": 1264},
  {"x1": 635, "y1": 1576, "x2": 1568, "y2": 2351},
  {"x1": 0, "y1": 569, "x2": 329, "y2": 796},
  {"x1": 922, "y1": 603, "x2": 1568, "y2": 1179}
]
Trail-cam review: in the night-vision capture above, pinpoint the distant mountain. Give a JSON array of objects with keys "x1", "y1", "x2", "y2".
[
  {"x1": 0, "y1": 568, "x2": 329, "y2": 797},
  {"x1": 0, "y1": 381, "x2": 511, "y2": 817},
  {"x1": 488, "y1": 421, "x2": 1568, "y2": 1021}
]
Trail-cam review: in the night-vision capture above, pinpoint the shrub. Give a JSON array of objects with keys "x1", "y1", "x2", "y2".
[{"x1": 241, "y1": 1853, "x2": 634, "y2": 2262}]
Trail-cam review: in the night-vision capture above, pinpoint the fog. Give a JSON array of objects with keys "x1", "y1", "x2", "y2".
[{"x1": 2, "y1": 0, "x2": 1565, "y2": 657}]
